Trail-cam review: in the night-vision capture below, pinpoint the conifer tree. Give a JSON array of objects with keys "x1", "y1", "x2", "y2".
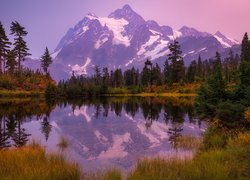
[
  {"x1": 141, "y1": 59, "x2": 152, "y2": 87},
  {"x1": 168, "y1": 39, "x2": 185, "y2": 83},
  {"x1": 152, "y1": 63, "x2": 162, "y2": 85},
  {"x1": 186, "y1": 60, "x2": 197, "y2": 83},
  {"x1": 240, "y1": 32, "x2": 250, "y2": 62},
  {"x1": 163, "y1": 59, "x2": 170, "y2": 84},
  {"x1": 40, "y1": 47, "x2": 52, "y2": 74},
  {"x1": 0, "y1": 22, "x2": 11, "y2": 74},
  {"x1": 236, "y1": 33, "x2": 250, "y2": 106},
  {"x1": 197, "y1": 55, "x2": 203, "y2": 79},
  {"x1": 196, "y1": 52, "x2": 226, "y2": 116},
  {"x1": 10, "y1": 21, "x2": 30, "y2": 71},
  {"x1": 6, "y1": 50, "x2": 17, "y2": 75}
]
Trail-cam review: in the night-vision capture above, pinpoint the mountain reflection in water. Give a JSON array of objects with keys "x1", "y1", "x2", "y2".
[{"x1": 0, "y1": 96, "x2": 206, "y2": 171}]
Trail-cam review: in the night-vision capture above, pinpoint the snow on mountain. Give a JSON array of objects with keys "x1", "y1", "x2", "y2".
[
  {"x1": 213, "y1": 31, "x2": 239, "y2": 48},
  {"x1": 50, "y1": 4, "x2": 240, "y2": 80}
]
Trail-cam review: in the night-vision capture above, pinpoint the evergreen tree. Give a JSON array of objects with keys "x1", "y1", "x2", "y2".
[
  {"x1": 236, "y1": 33, "x2": 250, "y2": 106},
  {"x1": 113, "y1": 69, "x2": 123, "y2": 87},
  {"x1": 141, "y1": 60, "x2": 152, "y2": 86},
  {"x1": 240, "y1": 32, "x2": 250, "y2": 62},
  {"x1": 186, "y1": 60, "x2": 197, "y2": 83},
  {"x1": 0, "y1": 22, "x2": 11, "y2": 74},
  {"x1": 163, "y1": 59, "x2": 170, "y2": 84},
  {"x1": 168, "y1": 39, "x2": 185, "y2": 83},
  {"x1": 197, "y1": 55, "x2": 203, "y2": 79},
  {"x1": 101, "y1": 67, "x2": 110, "y2": 93},
  {"x1": 196, "y1": 52, "x2": 226, "y2": 116},
  {"x1": 10, "y1": 21, "x2": 30, "y2": 71},
  {"x1": 152, "y1": 63, "x2": 162, "y2": 85},
  {"x1": 94, "y1": 65, "x2": 101, "y2": 85},
  {"x1": 5, "y1": 50, "x2": 17, "y2": 75},
  {"x1": 102, "y1": 67, "x2": 110, "y2": 86},
  {"x1": 40, "y1": 47, "x2": 52, "y2": 74}
]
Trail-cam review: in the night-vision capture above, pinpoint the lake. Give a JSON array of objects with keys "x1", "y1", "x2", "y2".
[{"x1": 0, "y1": 96, "x2": 206, "y2": 172}]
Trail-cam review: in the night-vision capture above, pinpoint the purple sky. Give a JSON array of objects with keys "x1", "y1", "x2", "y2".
[{"x1": 0, "y1": 0, "x2": 249, "y2": 57}]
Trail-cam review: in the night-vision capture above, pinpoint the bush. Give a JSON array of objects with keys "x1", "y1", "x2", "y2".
[
  {"x1": 216, "y1": 101, "x2": 245, "y2": 128},
  {"x1": 0, "y1": 76, "x2": 16, "y2": 90},
  {"x1": 202, "y1": 127, "x2": 227, "y2": 150}
]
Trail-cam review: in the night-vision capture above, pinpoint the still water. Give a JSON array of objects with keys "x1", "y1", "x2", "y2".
[{"x1": 0, "y1": 97, "x2": 206, "y2": 172}]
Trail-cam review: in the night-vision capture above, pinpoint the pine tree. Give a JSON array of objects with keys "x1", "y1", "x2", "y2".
[
  {"x1": 236, "y1": 33, "x2": 250, "y2": 106},
  {"x1": 141, "y1": 60, "x2": 152, "y2": 87},
  {"x1": 163, "y1": 59, "x2": 170, "y2": 84},
  {"x1": 197, "y1": 55, "x2": 203, "y2": 79},
  {"x1": 10, "y1": 21, "x2": 30, "y2": 71},
  {"x1": 93, "y1": 65, "x2": 102, "y2": 86},
  {"x1": 186, "y1": 60, "x2": 197, "y2": 83},
  {"x1": 0, "y1": 22, "x2": 11, "y2": 74},
  {"x1": 151, "y1": 63, "x2": 162, "y2": 85},
  {"x1": 6, "y1": 50, "x2": 17, "y2": 75},
  {"x1": 240, "y1": 32, "x2": 250, "y2": 62},
  {"x1": 168, "y1": 39, "x2": 185, "y2": 83},
  {"x1": 40, "y1": 47, "x2": 52, "y2": 74},
  {"x1": 196, "y1": 52, "x2": 226, "y2": 116}
]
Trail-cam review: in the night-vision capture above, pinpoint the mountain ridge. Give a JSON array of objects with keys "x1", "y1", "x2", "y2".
[{"x1": 27, "y1": 4, "x2": 241, "y2": 81}]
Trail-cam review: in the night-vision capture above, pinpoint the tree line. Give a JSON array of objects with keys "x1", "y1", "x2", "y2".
[
  {"x1": 196, "y1": 32, "x2": 250, "y2": 128},
  {"x1": 50, "y1": 38, "x2": 241, "y2": 97}
]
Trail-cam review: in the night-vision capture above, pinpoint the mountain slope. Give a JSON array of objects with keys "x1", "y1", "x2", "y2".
[{"x1": 51, "y1": 4, "x2": 239, "y2": 79}]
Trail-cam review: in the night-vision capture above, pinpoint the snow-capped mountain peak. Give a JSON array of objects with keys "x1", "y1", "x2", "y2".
[
  {"x1": 48, "y1": 5, "x2": 240, "y2": 80},
  {"x1": 213, "y1": 31, "x2": 239, "y2": 48}
]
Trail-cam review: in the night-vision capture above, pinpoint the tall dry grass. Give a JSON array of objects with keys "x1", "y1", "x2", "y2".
[{"x1": 0, "y1": 142, "x2": 81, "y2": 180}]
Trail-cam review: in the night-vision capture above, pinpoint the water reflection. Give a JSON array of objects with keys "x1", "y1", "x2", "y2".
[
  {"x1": 0, "y1": 96, "x2": 206, "y2": 171},
  {"x1": 0, "y1": 99, "x2": 54, "y2": 148}
]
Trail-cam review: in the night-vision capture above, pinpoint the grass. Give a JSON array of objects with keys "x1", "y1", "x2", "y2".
[
  {"x1": 85, "y1": 169, "x2": 122, "y2": 180},
  {"x1": 176, "y1": 135, "x2": 203, "y2": 150},
  {"x1": 126, "y1": 131, "x2": 250, "y2": 180},
  {"x1": 0, "y1": 142, "x2": 81, "y2": 180},
  {"x1": 0, "y1": 131, "x2": 249, "y2": 179}
]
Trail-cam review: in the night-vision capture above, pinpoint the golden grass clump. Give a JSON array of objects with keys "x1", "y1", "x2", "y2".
[
  {"x1": 176, "y1": 135, "x2": 203, "y2": 150},
  {"x1": 0, "y1": 142, "x2": 81, "y2": 180}
]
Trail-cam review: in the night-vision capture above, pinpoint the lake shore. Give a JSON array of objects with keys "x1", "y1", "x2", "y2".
[{"x1": 0, "y1": 90, "x2": 44, "y2": 98}]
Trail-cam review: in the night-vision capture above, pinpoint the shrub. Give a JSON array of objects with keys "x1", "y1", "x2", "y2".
[
  {"x1": 202, "y1": 127, "x2": 227, "y2": 150},
  {"x1": 216, "y1": 101, "x2": 245, "y2": 128},
  {"x1": 0, "y1": 76, "x2": 16, "y2": 90}
]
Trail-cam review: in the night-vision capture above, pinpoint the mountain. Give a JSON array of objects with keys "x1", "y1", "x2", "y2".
[{"x1": 45, "y1": 4, "x2": 240, "y2": 80}]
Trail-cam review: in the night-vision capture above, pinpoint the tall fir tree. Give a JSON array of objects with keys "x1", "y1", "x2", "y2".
[
  {"x1": 186, "y1": 60, "x2": 197, "y2": 83},
  {"x1": 196, "y1": 52, "x2": 226, "y2": 116},
  {"x1": 6, "y1": 50, "x2": 17, "y2": 75},
  {"x1": 167, "y1": 39, "x2": 185, "y2": 83},
  {"x1": 236, "y1": 33, "x2": 250, "y2": 106},
  {"x1": 163, "y1": 59, "x2": 170, "y2": 84},
  {"x1": 240, "y1": 32, "x2": 250, "y2": 62},
  {"x1": 0, "y1": 22, "x2": 11, "y2": 74},
  {"x1": 40, "y1": 47, "x2": 52, "y2": 74},
  {"x1": 197, "y1": 55, "x2": 203, "y2": 79},
  {"x1": 10, "y1": 21, "x2": 30, "y2": 71},
  {"x1": 141, "y1": 59, "x2": 152, "y2": 87}
]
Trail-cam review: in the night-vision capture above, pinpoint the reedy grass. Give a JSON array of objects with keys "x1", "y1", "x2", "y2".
[
  {"x1": 176, "y1": 135, "x2": 203, "y2": 150},
  {"x1": 0, "y1": 142, "x2": 81, "y2": 180},
  {"x1": 126, "y1": 131, "x2": 250, "y2": 180},
  {"x1": 86, "y1": 168, "x2": 122, "y2": 180}
]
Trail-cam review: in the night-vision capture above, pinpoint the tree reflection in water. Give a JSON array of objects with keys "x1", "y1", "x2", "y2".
[{"x1": 0, "y1": 96, "x2": 197, "y2": 150}]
